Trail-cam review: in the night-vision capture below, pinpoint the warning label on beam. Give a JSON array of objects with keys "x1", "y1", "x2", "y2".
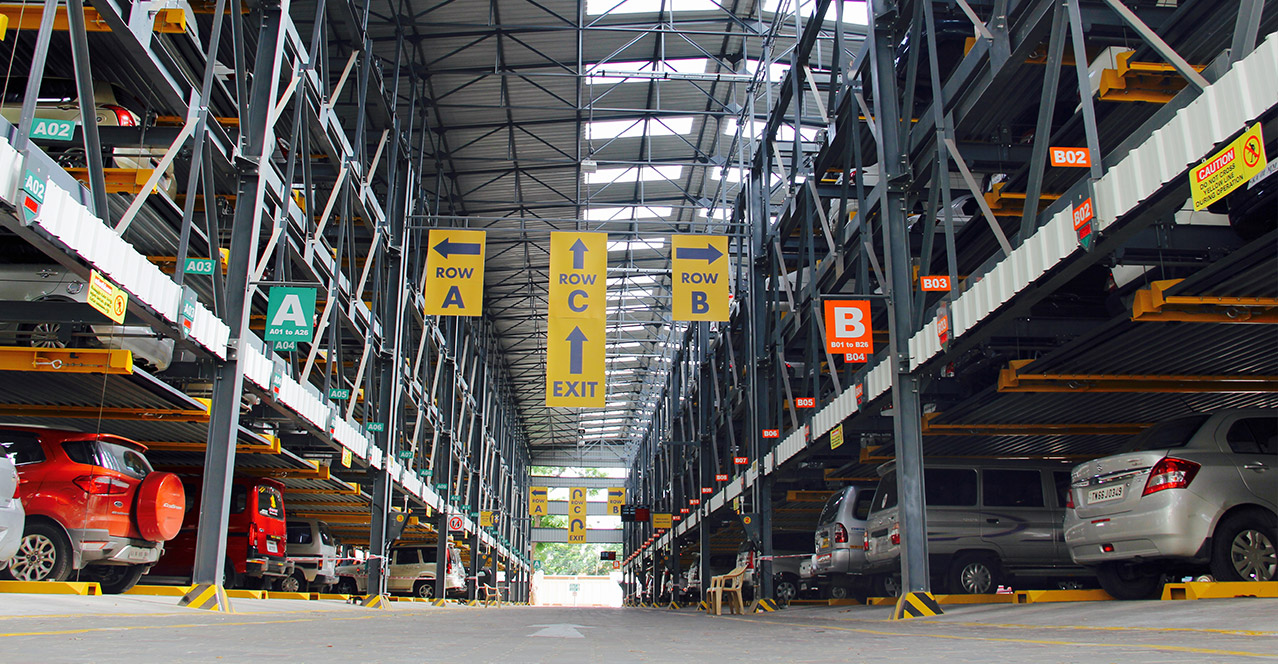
[
  {"x1": 424, "y1": 229, "x2": 486, "y2": 316},
  {"x1": 671, "y1": 234, "x2": 729, "y2": 321},
  {"x1": 1191, "y1": 123, "x2": 1267, "y2": 210},
  {"x1": 547, "y1": 232, "x2": 606, "y2": 407},
  {"x1": 87, "y1": 270, "x2": 128, "y2": 324}
]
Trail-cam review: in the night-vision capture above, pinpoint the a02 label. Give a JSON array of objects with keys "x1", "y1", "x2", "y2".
[
  {"x1": 30, "y1": 118, "x2": 76, "y2": 142},
  {"x1": 22, "y1": 172, "x2": 46, "y2": 202}
]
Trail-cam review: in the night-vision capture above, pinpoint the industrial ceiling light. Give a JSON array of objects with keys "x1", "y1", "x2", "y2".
[{"x1": 581, "y1": 158, "x2": 597, "y2": 173}]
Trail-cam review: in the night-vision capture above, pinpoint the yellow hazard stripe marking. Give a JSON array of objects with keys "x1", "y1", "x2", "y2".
[{"x1": 718, "y1": 616, "x2": 1278, "y2": 660}]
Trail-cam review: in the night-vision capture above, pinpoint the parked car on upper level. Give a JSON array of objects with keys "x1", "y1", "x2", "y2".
[
  {"x1": 1066, "y1": 409, "x2": 1277, "y2": 599},
  {"x1": 0, "y1": 454, "x2": 25, "y2": 569},
  {"x1": 865, "y1": 458, "x2": 1089, "y2": 595},
  {"x1": 282, "y1": 517, "x2": 339, "y2": 592},
  {"x1": 811, "y1": 483, "x2": 878, "y2": 599},
  {"x1": 0, "y1": 426, "x2": 185, "y2": 593}
]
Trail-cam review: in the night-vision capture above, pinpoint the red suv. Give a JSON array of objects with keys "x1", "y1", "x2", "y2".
[
  {"x1": 0, "y1": 426, "x2": 185, "y2": 593},
  {"x1": 149, "y1": 477, "x2": 290, "y2": 588}
]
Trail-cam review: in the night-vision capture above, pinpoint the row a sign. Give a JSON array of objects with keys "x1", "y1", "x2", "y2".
[
  {"x1": 425, "y1": 229, "x2": 487, "y2": 316},
  {"x1": 264, "y1": 287, "x2": 317, "y2": 342}
]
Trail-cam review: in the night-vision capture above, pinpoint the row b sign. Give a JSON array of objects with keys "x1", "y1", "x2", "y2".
[{"x1": 823, "y1": 299, "x2": 872, "y2": 360}]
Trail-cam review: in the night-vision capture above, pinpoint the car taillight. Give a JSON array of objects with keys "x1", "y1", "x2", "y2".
[
  {"x1": 103, "y1": 104, "x2": 136, "y2": 127},
  {"x1": 834, "y1": 523, "x2": 848, "y2": 544},
  {"x1": 1143, "y1": 457, "x2": 1200, "y2": 496},
  {"x1": 447, "y1": 550, "x2": 453, "y2": 575},
  {"x1": 861, "y1": 531, "x2": 869, "y2": 550},
  {"x1": 1066, "y1": 489, "x2": 1075, "y2": 509},
  {"x1": 73, "y1": 475, "x2": 130, "y2": 495},
  {"x1": 890, "y1": 524, "x2": 900, "y2": 546}
]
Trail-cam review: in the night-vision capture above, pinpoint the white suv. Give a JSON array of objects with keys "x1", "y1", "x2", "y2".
[
  {"x1": 336, "y1": 543, "x2": 466, "y2": 598},
  {"x1": 1066, "y1": 410, "x2": 1277, "y2": 599}
]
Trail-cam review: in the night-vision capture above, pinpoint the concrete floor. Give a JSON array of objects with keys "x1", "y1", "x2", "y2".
[{"x1": 0, "y1": 594, "x2": 1275, "y2": 662}]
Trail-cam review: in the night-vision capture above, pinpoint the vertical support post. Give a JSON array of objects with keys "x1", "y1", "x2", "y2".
[
  {"x1": 869, "y1": 0, "x2": 930, "y2": 596},
  {"x1": 66, "y1": 0, "x2": 108, "y2": 220}
]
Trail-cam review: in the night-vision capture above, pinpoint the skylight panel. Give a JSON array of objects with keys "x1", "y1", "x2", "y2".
[
  {"x1": 586, "y1": 117, "x2": 695, "y2": 140},
  {"x1": 585, "y1": 165, "x2": 684, "y2": 185},
  {"x1": 607, "y1": 237, "x2": 667, "y2": 252},
  {"x1": 586, "y1": 0, "x2": 721, "y2": 16},
  {"x1": 585, "y1": 206, "x2": 672, "y2": 221},
  {"x1": 762, "y1": 0, "x2": 868, "y2": 23},
  {"x1": 722, "y1": 117, "x2": 821, "y2": 142},
  {"x1": 585, "y1": 59, "x2": 712, "y2": 84}
]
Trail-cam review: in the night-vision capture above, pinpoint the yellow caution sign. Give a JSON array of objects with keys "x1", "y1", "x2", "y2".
[
  {"x1": 652, "y1": 513, "x2": 672, "y2": 530},
  {"x1": 529, "y1": 487, "x2": 548, "y2": 517},
  {"x1": 671, "y1": 235, "x2": 729, "y2": 321},
  {"x1": 480, "y1": 511, "x2": 493, "y2": 528},
  {"x1": 568, "y1": 487, "x2": 587, "y2": 543},
  {"x1": 424, "y1": 229, "x2": 486, "y2": 316},
  {"x1": 1191, "y1": 123, "x2": 1267, "y2": 210},
  {"x1": 607, "y1": 487, "x2": 625, "y2": 516},
  {"x1": 87, "y1": 270, "x2": 128, "y2": 324},
  {"x1": 546, "y1": 232, "x2": 606, "y2": 408},
  {"x1": 829, "y1": 423, "x2": 844, "y2": 451}
]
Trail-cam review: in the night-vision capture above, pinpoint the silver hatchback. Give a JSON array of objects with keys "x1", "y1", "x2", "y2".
[{"x1": 1066, "y1": 409, "x2": 1277, "y2": 599}]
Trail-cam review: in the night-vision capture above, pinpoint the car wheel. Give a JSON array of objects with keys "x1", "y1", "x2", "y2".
[
  {"x1": 828, "y1": 585, "x2": 849, "y2": 600},
  {"x1": 872, "y1": 574, "x2": 900, "y2": 598},
  {"x1": 948, "y1": 553, "x2": 1001, "y2": 594},
  {"x1": 1095, "y1": 563, "x2": 1164, "y2": 600},
  {"x1": 222, "y1": 562, "x2": 240, "y2": 589},
  {"x1": 774, "y1": 575, "x2": 799, "y2": 603},
  {"x1": 1210, "y1": 511, "x2": 1278, "y2": 582},
  {"x1": 277, "y1": 572, "x2": 306, "y2": 593},
  {"x1": 83, "y1": 564, "x2": 145, "y2": 594},
  {"x1": 7, "y1": 523, "x2": 73, "y2": 583},
  {"x1": 337, "y1": 577, "x2": 358, "y2": 595},
  {"x1": 414, "y1": 581, "x2": 434, "y2": 599}
]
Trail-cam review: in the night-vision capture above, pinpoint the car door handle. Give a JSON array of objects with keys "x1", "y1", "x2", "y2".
[
  {"x1": 1243, "y1": 462, "x2": 1268, "y2": 471},
  {"x1": 986, "y1": 518, "x2": 1000, "y2": 524}
]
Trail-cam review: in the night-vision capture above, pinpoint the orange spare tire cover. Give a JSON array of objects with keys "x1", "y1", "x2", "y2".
[{"x1": 135, "y1": 472, "x2": 186, "y2": 541}]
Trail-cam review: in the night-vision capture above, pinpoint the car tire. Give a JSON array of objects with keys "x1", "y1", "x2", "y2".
[
  {"x1": 1209, "y1": 511, "x2": 1278, "y2": 582},
  {"x1": 1095, "y1": 563, "x2": 1164, "y2": 600},
  {"x1": 83, "y1": 564, "x2": 145, "y2": 594},
  {"x1": 337, "y1": 577, "x2": 358, "y2": 595},
  {"x1": 414, "y1": 581, "x2": 434, "y2": 599},
  {"x1": 872, "y1": 573, "x2": 900, "y2": 598},
  {"x1": 774, "y1": 574, "x2": 799, "y2": 603},
  {"x1": 828, "y1": 584, "x2": 849, "y2": 600},
  {"x1": 277, "y1": 571, "x2": 307, "y2": 593},
  {"x1": 948, "y1": 553, "x2": 1001, "y2": 594},
  {"x1": 6, "y1": 522, "x2": 73, "y2": 583},
  {"x1": 223, "y1": 562, "x2": 240, "y2": 590}
]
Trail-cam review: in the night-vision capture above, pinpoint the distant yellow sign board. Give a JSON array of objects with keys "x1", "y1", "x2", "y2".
[
  {"x1": 671, "y1": 235, "x2": 729, "y2": 321},
  {"x1": 829, "y1": 423, "x2": 844, "y2": 451},
  {"x1": 1191, "y1": 123, "x2": 1267, "y2": 210},
  {"x1": 480, "y1": 511, "x2": 493, "y2": 528},
  {"x1": 87, "y1": 270, "x2": 128, "y2": 324},
  {"x1": 568, "y1": 488, "x2": 588, "y2": 543},
  {"x1": 652, "y1": 513, "x2": 672, "y2": 530},
  {"x1": 546, "y1": 232, "x2": 606, "y2": 407},
  {"x1": 424, "y1": 229, "x2": 486, "y2": 316},
  {"x1": 529, "y1": 486, "x2": 548, "y2": 517},
  {"x1": 607, "y1": 487, "x2": 625, "y2": 516}
]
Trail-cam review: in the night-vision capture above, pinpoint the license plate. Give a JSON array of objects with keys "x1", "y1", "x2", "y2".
[
  {"x1": 126, "y1": 547, "x2": 152, "y2": 561},
  {"x1": 1088, "y1": 484, "x2": 1124, "y2": 504},
  {"x1": 265, "y1": 540, "x2": 279, "y2": 554}
]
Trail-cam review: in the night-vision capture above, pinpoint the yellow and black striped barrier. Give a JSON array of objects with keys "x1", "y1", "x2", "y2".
[
  {"x1": 751, "y1": 598, "x2": 778, "y2": 612},
  {"x1": 667, "y1": 601, "x2": 680, "y2": 610},
  {"x1": 893, "y1": 592, "x2": 943, "y2": 619},
  {"x1": 178, "y1": 583, "x2": 232, "y2": 612},
  {"x1": 698, "y1": 600, "x2": 709, "y2": 611},
  {"x1": 358, "y1": 594, "x2": 388, "y2": 608},
  {"x1": 431, "y1": 598, "x2": 450, "y2": 607}
]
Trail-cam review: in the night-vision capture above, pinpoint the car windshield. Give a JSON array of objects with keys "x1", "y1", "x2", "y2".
[
  {"x1": 1122, "y1": 415, "x2": 1210, "y2": 452},
  {"x1": 63, "y1": 439, "x2": 151, "y2": 479},
  {"x1": 851, "y1": 489, "x2": 875, "y2": 520},
  {"x1": 817, "y1": 491, "x2": 843, "y2": 525},
  {"x1": 287, "y1": 522, "x2": 312, "y2": 545},
  {"x1": 256, "y1": 485, "x2": 284, "y2": 519},
  {"x1": 870, "y1": 470, "x2": 898, "y2": 513}
]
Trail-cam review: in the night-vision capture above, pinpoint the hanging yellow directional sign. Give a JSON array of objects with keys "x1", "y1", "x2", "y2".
[
  {"x1": 607, "y1": 487, "x2": 625, "y2": 516},
  {"x1": 529, "y1": 486, "x2": 548, "y2": 517},
  {"x1": 671, "y1": 235, "x2": 729, "y2": 321},
  {"x1": 424, "y1": 229, "x2": 486, "y2": 316},
  {"x1": 480, "y1": 511, "x2": 493, "y2": 528},
  {"x1": 652, "y1": 513, "x2": 672, "y2": 530},
  {"x1": 568, "y1": 487, "x2": 588, "y2": 543},
  {"x1": 547, "y1": 232, "x2": 606, "y2": 407}
]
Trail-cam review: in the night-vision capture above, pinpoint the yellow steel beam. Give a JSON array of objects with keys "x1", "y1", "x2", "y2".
[
  {"x1": 140, "y1": 434, "x2": 280, "y2": 455},
  {"x1": 1132, "y1": 279, "x2": 1278, "y2": 324},
  {"x1": 158, "y1": 461, "x2": 330, "y2": 480},
  {"x1": 0, "y1": 3, "x2": 184, "y2": 32},
  {"x1": 285, "y1": 483, "x2": 361, "y2": 496},
  {"x1": 1099, "y1": 51, "x2": 1206, "y2": 103},
  {"x1": 66, "y1": 168, "x2": 161, "y2": 195},
  {"x1": 154, "y1": 115, "x2": 240, "y2": 127},
  {"x1": 922, "y1": 411, "x2": 1150, "y2": 436},
  {"x1": 860, "y1": 444, "x2": 893, "y2": 463},
  {"x1": 821, "y1": 470, "x2": 879, "y2": 482},
  {"x1": 283, "y1": 500, "x2": 368, "y2": 508},
  {"x1": 984, "y1": 182, "x2": 1060, "y2": 217},
  {"x1": 0, "y1": 403, "x2": 208, "y2": 421},
  {"x1": 785, "y1": 490, "x2": 836, "y2": 502},
  {"x1": 0, "y1": 346, "x2": 134, "y2": 374},
  {"x1": 999, "y1": 358, "x2": 1278, "y2": 393}
]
